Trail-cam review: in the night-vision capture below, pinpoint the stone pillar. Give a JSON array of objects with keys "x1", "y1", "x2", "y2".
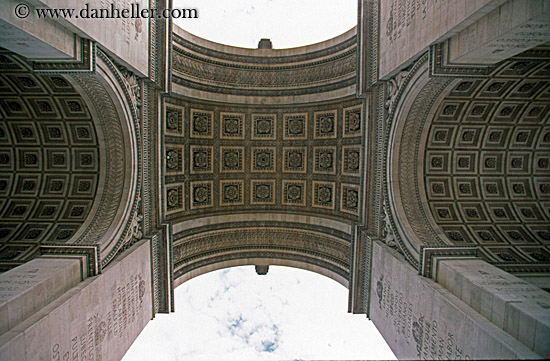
[
  {"x1": 0, "y1": 240, "x2": 153, "y2": 361},
  {"x1": 0, "y1": 258, "x2": 84, "y2": 335},
  {"x1": 0, "y1": 0, "x2": 150, "y2": 75},
  {"x1": 368, "y1": 241, "x2": 543, "y2": 359},
  {"x1": 0, "y1": 0, "x2": 76, "y2": 59},
  {"x1": 447, "y1": 0, "x2": 550, "y2": 64},
  {"x1": 435, "y1": 258, "x2": 550, "y2": 358}
]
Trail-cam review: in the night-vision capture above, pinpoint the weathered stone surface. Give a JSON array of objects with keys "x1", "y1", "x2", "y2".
[
  {"x1": 448, "y1": 0, "x2": 550, "y2": 64},
  {"x1": 0, "y1": 0, "x2": 76, "y2": 59},
  {"x1": 0, "y1": 240, "x2": 152, "y2": 361},
  {"x1": 436, "y1": 258, "x2": 550, "y2": 358},
  {"x1": 0, "y1": 0, "x2": 149, "y2": 75},
  {"x1": 379, "y1": 0, "x2": 550, "y2": 78},
  {"x1": 369, "y1": 241, "x2": 542, "y2": 360},
  {"x1": 0, "y1": 258, "x2": 83, "y2": 335}
]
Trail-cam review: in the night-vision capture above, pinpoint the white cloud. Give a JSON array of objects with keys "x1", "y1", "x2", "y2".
[
  {"x1": 173, "y1": 0, "x2": 357, "y2": 48},
  {"x1": 122, "y1": 266, "x2": 396, "y2": 361}
]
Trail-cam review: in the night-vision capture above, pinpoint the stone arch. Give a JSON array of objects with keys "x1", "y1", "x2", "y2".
[
  {"x1": 385, "y1": 51, "x2": 550, "y2": 267},
  {"x1": 384, "y1": 54, "x2": 453, "y2": 266},
  {"x1": 175, "y1": 257, "x2": 349, "y2": 288},
  {"x1": 66, "y1": 50, "x2": 142, "y2": 268},
  {"x1": 173, "y1": 224, "x2": 351, "y2": 288},
  {"x1": 164, "y1": 25, "x2": 364, "y2": 290},
  {"x1": 0, "y1": 49, "x2": 141, "y2": 271}
]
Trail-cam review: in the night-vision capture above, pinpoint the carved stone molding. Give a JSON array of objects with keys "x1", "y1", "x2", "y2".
[
  {"x1": 173, "y1": 31, "x2": 356, "y2": 65},
  {"x1": 348, "y1": 226, "x2": 372, "y2": 315},
  {"x1": 90, "y1": 51, "x2": 144, "y2": 265},
  {"x1": 173, "y1": 227, "x2": 350, "y2": 285},
  {"x1": 40, "y1": 244, "x2": 100, "y2": 277},
  {"x1": 172, "y1": 56, "x2": 356, "y2": 97},
  {"x1": 173, "y1": 48, "x2": 356, "y2": 88},
  {"x1": 96, "y1": 50, "x2": 141, "y2": 130},
  {"x1": 363, "y1": 84, "x2": 385, "y2": 240},
  {"x1": 384, "y1": 52, "x2": 452, "y2": 268},
  {"x1": 171, "y1": 29, "x2": 357, "y2": 100},
  {"x1": 149, "y1": 224, "x2": 173, "y2": 314},
  {"x1": 110, "y1": 56, "x2": 143, "y2": 111},
  {"x1": 430, "y1": 42, "x2": 497, "y2": 78},
  {"x1": 491, "y1": 263, "x2": 550, "y2": 274},
  {"x1": 384, "y1": 69, "x2": 409, "y2": 124},
  {"x1": 419, "y1": 246, "x2": 481, "y2": 279},
  {"x1": 68, "y1": 53, "x2": 142, "y2": 268},
  {"x1": 175, "y1": 250, "x2": 348, "y2": 287},
  {"x1": 148, "y1": 0, "x2": 170, "y2": 90},
  {"x1": 32, "y1": 37, "x2": 95, "y2": 73},
  {"x1": 173, "y1": 218, "x2": 351, "y2": 244},
  {"x1": 174, "y1": 228, "x2": 349, "y2": 266},
  {"x1": 384, "y1": 53, "x2": 430, "y2": 126},
  {"x1": 357, "y1": 0, "x2": 380, "y2": 93},
  {"x1": 380, "y1": 201, "x2": 399, "y2": 251},
  {"x1": 431, "y1": 43, "x2": 550, "y2": 79},
  {"x1": 144, "y1": 0, "x2": 172, "y2": 314}
]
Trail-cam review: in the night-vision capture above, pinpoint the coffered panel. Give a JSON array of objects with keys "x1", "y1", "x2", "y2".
[
  {"x1": 423, "y1": 60, "x2": 550, "y2": 265},
  {"x1": 0, "y1": 62, "x2": 99, "y2": 264},
  {"x1": 163, "y1": 98, "x2": 363, "y2": 223}
]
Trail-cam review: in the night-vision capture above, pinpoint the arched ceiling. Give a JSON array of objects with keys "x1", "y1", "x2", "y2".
[
  {"x1": 165, "y1": 29, "x2": 364, "y2": 281},
  {"x1": 386, "y1": 52, "x2": 550, "y2": 268},
  {"x1": 0, "y1": 53, "x2": 99, "y2": 265},
  {"x1": 171, "y1": 26, "x2": 358, "y2": 104},
  {"x1": 424, "y1": 60, "x2": 550, "y2": 264}
]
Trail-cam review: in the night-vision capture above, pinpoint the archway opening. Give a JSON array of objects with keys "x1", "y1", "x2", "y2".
[
  {"x1": 122, "y1": 266, "x2": 396, "y2": 360},
  {"x1": 173, "y1": 0, "x2": 357, "y2": 49}
]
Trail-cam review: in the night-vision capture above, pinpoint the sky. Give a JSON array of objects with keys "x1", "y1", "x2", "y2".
[
  {"x1": 172, "y1": 0, "x2": 358, "y2": 49},
  {"x1": 122, "y1": 1, "x2": 396, "y2": 360},
  {"x1": 122, "y1": 266, "x2": 396, "y2": 360}
]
